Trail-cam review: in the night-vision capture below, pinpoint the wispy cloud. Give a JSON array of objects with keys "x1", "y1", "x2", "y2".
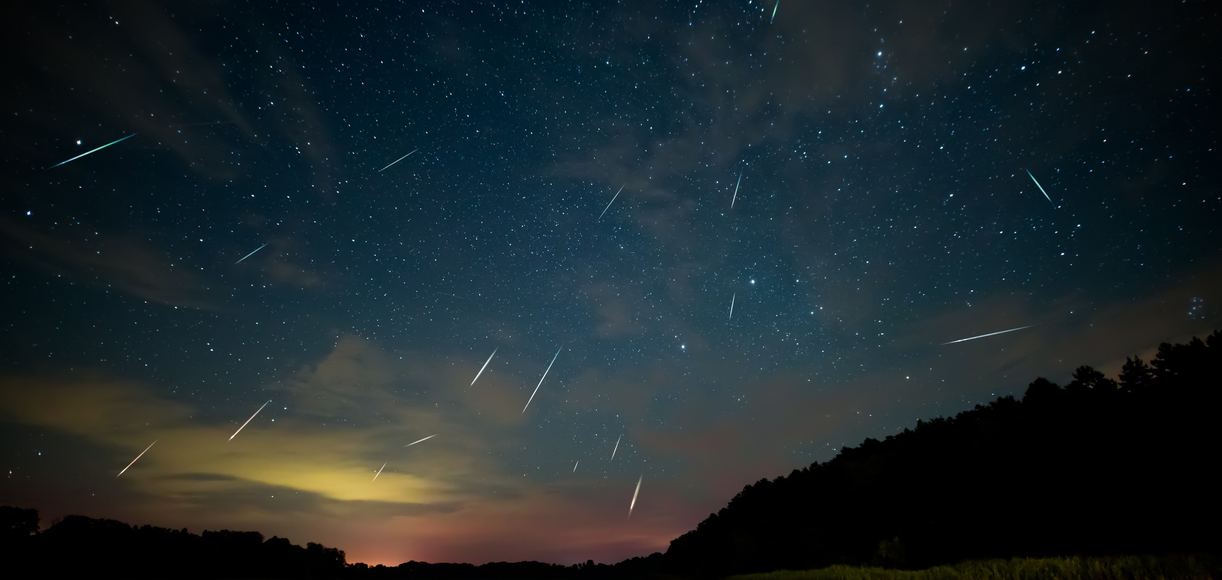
[{"x1": 0, "y1": 217, "x2": 215, "y2": 309}]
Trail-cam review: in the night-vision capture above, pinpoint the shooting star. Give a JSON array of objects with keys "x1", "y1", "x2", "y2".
[
  {"x1": 50, "y1": 133, "x2": 136, "y2": 169},
  {"x1": 729, "y1": 292, "x2": 736, "y2": 321},
  {"x1": 941, "y1": 324, "x2": 1034, "y2": 345},
  {"x1": 610, "y1": 434, "x2": 622, "y2": 461},
  {"x1": 730, "y1": 172, "x2": 742, "y2": 208},
  {"x1": 522, "y1": 346, "x2": 562, "y2": 414},
  {"x1": 629, "y1": 475, "x2": 643, "y2": 517},
  {"x1": 234, "y1": 243, "x2": 268, "y2": 264},
  {"x1": 116, "y1": 440, "x2": 157, "y2": 478},
  {"x1": 229, "y1": 400, "x2": 271, "y2": 441},
  {"x1": 771, "y1": 0, "x2": 780, "y2": 23},
  {"x1": 378, "y1": 148, "x2": 418, "y2": 172},
  {"x1": 470, "y1": 348, "x2": 497, "y2": 386},
  {"x1": 598, "y1": 185, "x2": 626, "y2": 220},
  {"x1": 405, "y1": 434, "x2": 437, "y2": 447},
  {"x1": 372, "y1": 462, "x2": 387, "y2": 482},
  {"x1": 1026, "y1": 169, "x2": 1054, "y2": 205},
  {"x1": 573, "y1": 460, "x2": 580, "y2": 473}
]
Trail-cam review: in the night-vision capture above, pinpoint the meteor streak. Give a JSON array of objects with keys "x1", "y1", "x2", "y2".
[
  {"x1": 405, "y1": 434, "x2": 437, "y2": 447},
  {"x1": 229, "y1": 400, "x2": 271, "y2": 441},
  {"x1": 573, "y1": 460, "x2": 580, "y2": 473},
  {"x1": 1026, "y1": 169, "x2": 1053, "y2": 205},
  {"x1": 771, "y1": 0, "x2": 780, "y2": 23},
  {"x1": 378, "y1": 148, "x2": 418, "y2": 172},
  {"x1": 730, "y1": 173, "x2": 742, "y2": 208},
  {"x1": 234, "y1": 243, "x2": 268, "y2": 264},
  {"x1": 51, "y1": 133, "x2": 136, "y2": 168},
  {"x1": 522, "y1": 346, "x2": 562, "y2": 414},
  {"x1": 470, "y1": 348, "x2": 497, "y2": 386},
  {"x1": 629, "y1": 475, "x2": 643, "y2": 517},
  {"x1": 728, "y1": 292, "x2": 736, "y2": 321},
  {"x1": 610, "y1": 435, "x2": 622, "y2": 461},
  {"x1": 598, "y1": 185, "x2": 626, "y2": 220},
  {"x1": 372, "y1": 462, "x2": 386, "y2": 482},
  {"x1": 116, "y1": 440, "x2": 156, "y2": 478},
  {"x1": 941, "y1": 324, "x2": 1034, "y2": 345}
]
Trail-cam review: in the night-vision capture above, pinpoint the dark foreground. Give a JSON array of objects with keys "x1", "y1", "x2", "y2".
[
  {"x1": 730, "y1": 555, "x2": 1221, "y2": 579},
  {"x1": 4, "y1": 333, "x2": 1221, "y2": 579}
]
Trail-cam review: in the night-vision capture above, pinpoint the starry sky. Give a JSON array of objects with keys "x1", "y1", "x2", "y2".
[{"x1": 1, "y1": 0, "x2": 1220, "y2": 567}]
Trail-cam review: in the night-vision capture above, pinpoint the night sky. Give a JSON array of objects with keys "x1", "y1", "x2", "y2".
[{"x1": 2, "y1": 0, "x2": 1220, "y2": 567}]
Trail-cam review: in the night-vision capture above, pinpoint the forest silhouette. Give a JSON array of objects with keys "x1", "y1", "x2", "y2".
[{"x1": 3, "y1": 332, "x2": 1219, "y2": 578}]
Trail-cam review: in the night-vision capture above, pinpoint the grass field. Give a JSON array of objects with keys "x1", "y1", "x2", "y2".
[{"x1": 728, "y1": 554, "x2": 1220, "y2": 580}]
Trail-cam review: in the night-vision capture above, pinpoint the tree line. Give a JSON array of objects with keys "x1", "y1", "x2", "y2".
[{"x1": 3, "y1": 332, "x2": 1219, "y2": 578}]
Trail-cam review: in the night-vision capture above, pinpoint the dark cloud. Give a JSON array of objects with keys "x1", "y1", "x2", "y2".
[{"x1": 0, "y1": 217, "x2": 215, "y2": 309}]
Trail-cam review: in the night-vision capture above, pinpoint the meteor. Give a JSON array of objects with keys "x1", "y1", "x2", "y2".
[
  {"x1": 771, "y1": 0, "x2": 780, "y2": 23},
  {"x1": 229, "y1": 400, "x2": 271, "y2": 441},
  {"x1": 598, "y1": 185, "x2": 626, "y2": 220},
  {"x1": 522, "y1": 346, "x2": 562, "y2": 414},
  {"x1": 116, "y1": 440, "x2": 157, "y2": 478},
  {"x1": 372, "y1": 462, "x2": 386, "y2": 482},
  {"x1": 610, "y1": 434, "x2": 622, "y2": 461},
  {"x1": 728, "y1": 292, "x2": 736, "y2": 321},
  {"x1": 378, "y1": 148, "x2": 418, "y2": 172},
  {"x1": 1026, "y1": 169, "x2": 1053, "y2": 205},
  {"x1": 234, "y1": 243, "x2": 268, "y2": 264},
  {"x1": 573, "y1": 460, "x2": 580, "y2": 473},
  {"x1": 629, "y1": 475, "x2": 643, "y2": 517},
  {"x1": 405, "y1": 434, "x2": 437, "y2": 447},
  {"x1": 470, "y1": 349, "x2": 497, "y2": 386},
  {"x1": 50, "y1": 133, "x2": 136, "y2": 169},
  {"x1": 941, "y1": 324, "x2": 1034, "y2": 345},
  {"x1": 730, "y1": 173, "x2": 742, "y2": 208}
]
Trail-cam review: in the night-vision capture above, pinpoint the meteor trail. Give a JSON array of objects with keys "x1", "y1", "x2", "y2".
[
  {"x1": 728, "y1": 292, "x2": 736, "y2": 321},
  {"x1": 372, "y1": 462, "x2": 386, "y2": 482},
  {"x1": 610, "y1": 435, "x2": 622, "y2": 461},
  {"x1": 51, "y1": 133, "x2": 136, "y2": 169},
  {"x1": 941, "y1": 324, "x2": 1034, "y2": 345},
  {"x1": 771, "y1": 0, "x2": 780, "y2": 23},
  {"x1": 598, "y1": 185, "x2": 626, "y2": 220},
  {"x1": 573, "y1": 460, "x2": 580, "y2": 473},
  {"x1": 522, "y1": 346, "x2": 562, "y2": 414},
  {"x1": 229, "y1": 400, "x2": 271, "y2": 441},
  {"x1": 629, "y1": 475, "x2": 643, "y2": 517},
  {"x1": 116, "y1": 440, "x2": 156, "y2": 478},
  {"x1": 378, "y1": 148, "x2": 418, "y2": 172},
  {"x1": 470, "y1": 349, "x2": 497, "y2": 386},
  {"x1": 234, "y1": 243, "x2": 267, "y2": 264},
  {"x1": 405, "y1": 434, "x2": 437, "y2": 447},
  {"x1": 730, "y1": 172, "x2": 742, "y2": 208},
  {"x1": 1026, "y1": 169, "x2": 1054, "y2": 205}
]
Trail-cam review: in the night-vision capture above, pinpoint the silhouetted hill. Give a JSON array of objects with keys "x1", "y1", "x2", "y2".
[
  {"x1": 663, "y1": 332, "x2": 1222, "y2": 577},
  {"x1": 0, "y1": 506, "x2": 346, "y2": 578},
  {"x1": 0, "y1": 505, "x2": 673, "y2": 579},
  {"x1": 4, "y1": 333, "x2": 1220, "y2": 578}
]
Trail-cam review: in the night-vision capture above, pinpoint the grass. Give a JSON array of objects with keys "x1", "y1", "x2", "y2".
[{"x1": 728, "y1": 554, "x2": 1220, "y2": 580}]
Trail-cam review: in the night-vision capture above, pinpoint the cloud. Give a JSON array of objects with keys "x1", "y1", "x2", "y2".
[
  {"x1": 585, "y1": 282, "x2": 645, "y2": 338},
  {"x1": 0, "y1": 336, "x2": 686, "y2": 563},
  {"x1": 10, "y1": 0, "x2": 337, "y2": 190},
  {"x1": 10, "y1": 1, "x2": 255, "y2": 177},
  {"x1": 0, "y1": 217, "x2": 215, "y2": 309},
  {"x1": 549, "y1": 0, "x2": 1036, "y2": 259}
]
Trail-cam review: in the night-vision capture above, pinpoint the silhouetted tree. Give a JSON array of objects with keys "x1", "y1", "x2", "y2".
[
  {"x1": 0, "y1": 506, "x2": 37, "y2": 540},
  {"x1": 663, "y1": 331, "x2": 1222, "y2": 577},
  {"x1": 1069, "y1": 365, "x2": 1118, "y2": 392},
  {"x1": 8, "y1": 332, "x2": 1221, "y2": 579},
  {"x1": 1119, "y1": 356, "x2": 1153, "y2": 392}
]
